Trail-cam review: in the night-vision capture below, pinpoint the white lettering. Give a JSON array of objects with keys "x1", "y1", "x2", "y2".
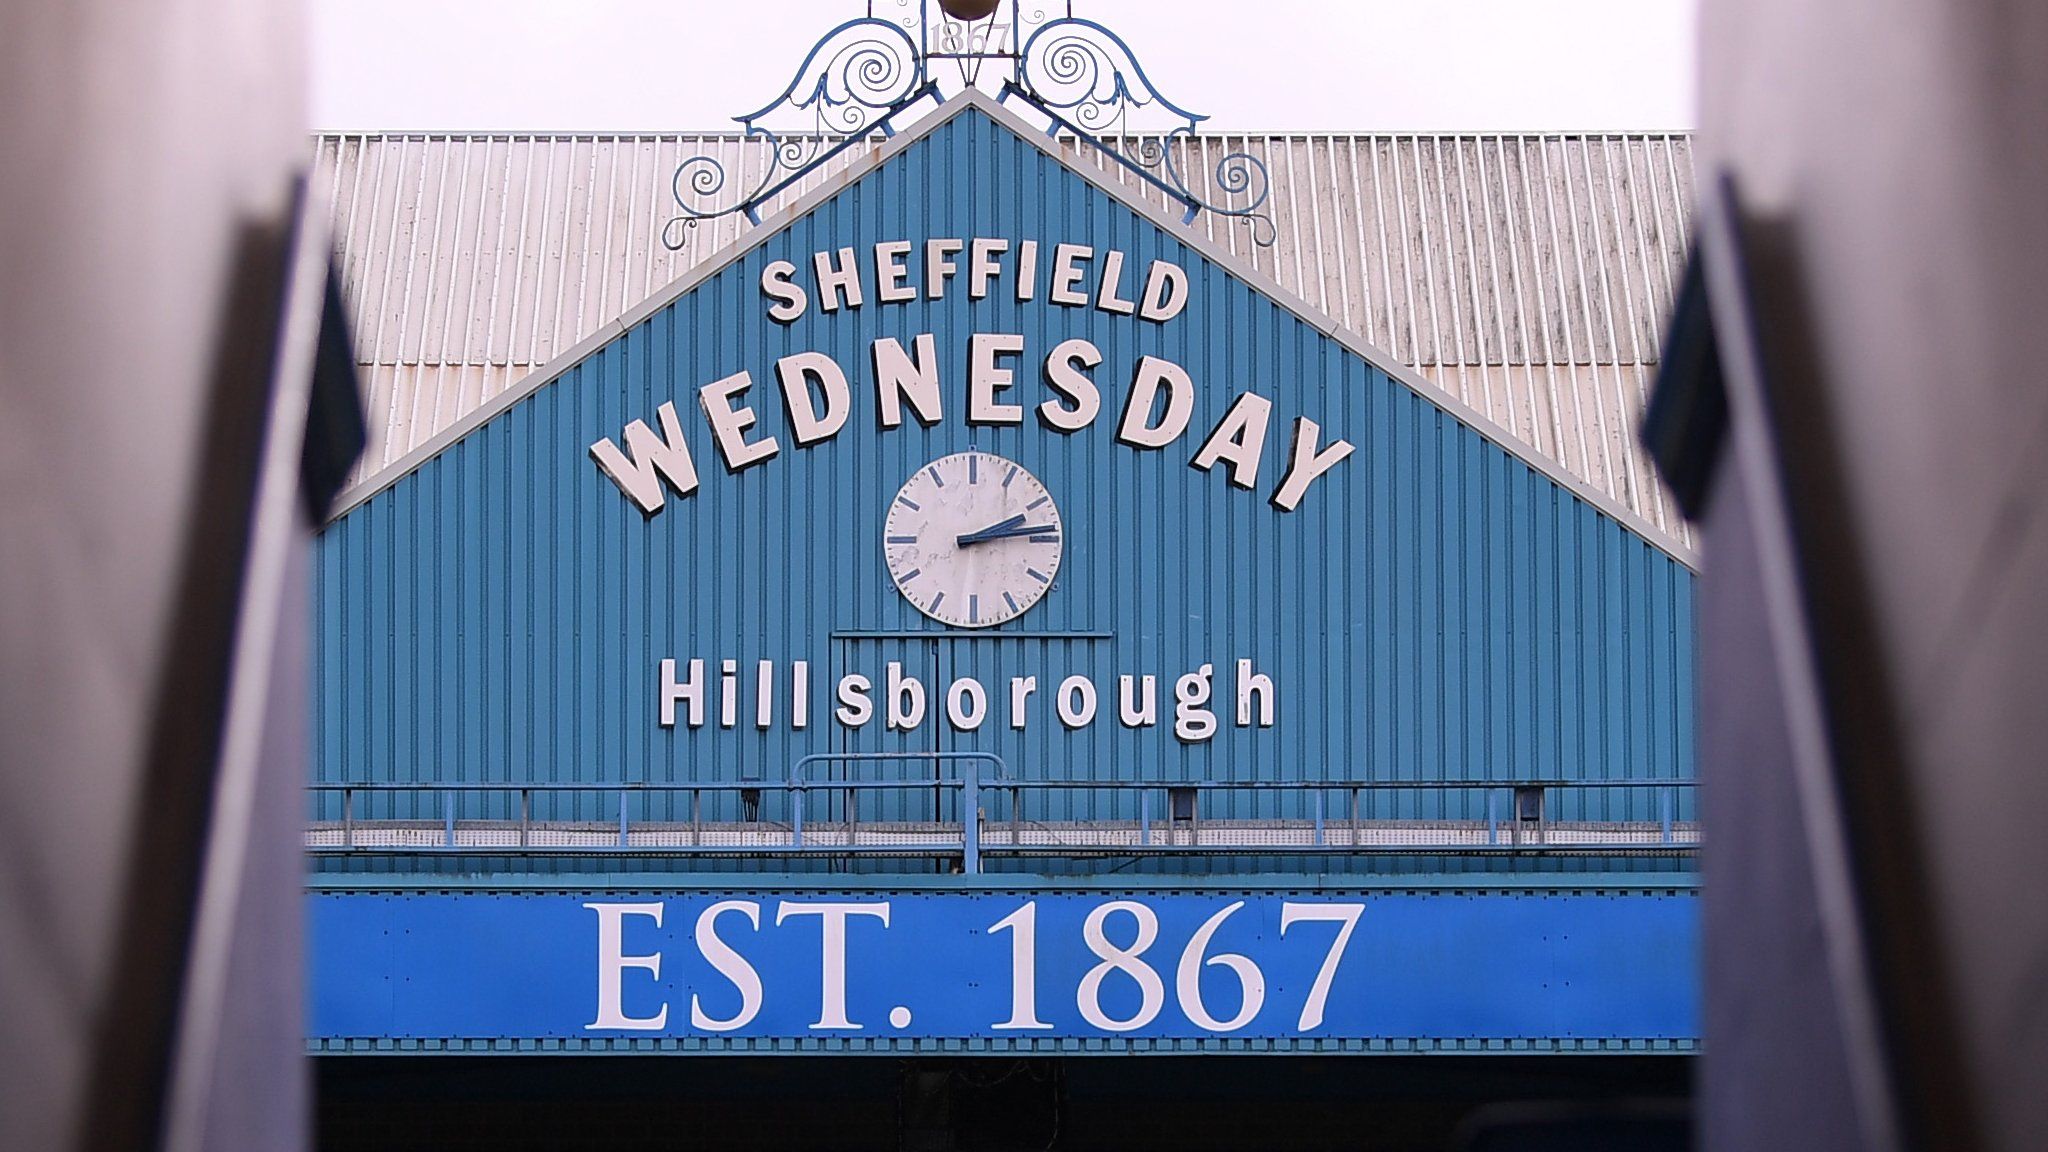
[
  {"x1": 585, "y1": 903, "x2": 668, "y2": 1031},
  {"x1": 887, "y1": 662, "x2": 927, "y2": 730},
  {"x1": 1038, "y1": 338, "x2": 1102, "y2": 432},
  {"x1": 1057, "y1": 675, "x2": 1098, "y2": 728},
  {"x1": 699, "y1": 370, "x2": 781, "y2": 471},
  {"x1": 775, "y1": 901, "x2": 891, "y2": 1030},
  {"x1": 946, "y1": 678, "x2": 988, "y2": 731},
  {"x1": 1095, "y1": 249, "x2": 1136, "y2": 315},
  {"x1": 1049, "y1": 243, "x2": 1093, "y2": 306},
  {"x1": 989, "y1": 903, "x2": 1052, "y2": 1030},
  {"x1": 874, "y1": 240, "x2": 915, "y2": 303},
  {"x1": 590, "y1": 401, "x2": 700, "y2": 514},
  {"x1": 1009, "y1": 676, "x2": 1037, "y2": 729},
  {"x1": 656, "y1": 659, "x2": 1268, "y2": 736},
  {"x1": 1139, "y1": 259, "x2": 1190, "y2": 322},
  {"x1": 967, "y1": 333, "x2": 1026, "y2": 424},
  {"x1": 776, "y1": 352, "x2": 851, "y2": 447},
  {"x1": 871, "y1": 335, "x2": 944, "y2": 428},
  {"x1": 926, "y1": 238, "x2": 963, "y2": 299},
  {"x1": 1279, "y1": 903, "x2": 1363, "y2": 1030},
  {"x1": 761, "y1": 259, "x2": 807, "y2": 323},
  {"x1": 1077, "y1": 902, "x2": 1164, "y2": 1032},
  {"x1": 968, "y1": 237, "x2": 1008, "y2": 299},
  {"x1": 1175, "y1": 902, "x2": 1265, "y2": 1032},
  {"x1": 836, "y1": 674, "x2": 874, "y2": 727},
  {"x1": 1270, "y1": 417, "x2": 1355, "y2": 512},
  {"x1": 1016, "y1": 240, "x2": 1039, "y2": 301},
  {"x1": 1175, "y1": 664, "x2": 1217, "y2": 741},
  {"x1": 1236, "y1": 659, "x2": 1275, "y2": 727},
  {"x1": 1118, "y1": 674, "x2": 1158, "y2": 727},
  {"x1": 1117, "y1": 356, "x2": 1196, "y2": 449},
  {"x1": 1190, "y1": 392, "x2": 1274, "y2": 489},
  {"x1": 659, "y1": 658, "x2": 704, "y2": 728},
  {"x1": 814, "y1": 246, "x2": 863, "y2": 312},
  {"x1": 690, "y1": 901, "x2": 764, "y2": 1032}
]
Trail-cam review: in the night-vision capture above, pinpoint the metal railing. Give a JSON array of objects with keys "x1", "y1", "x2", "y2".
[{"x1": 307, "y1": 756, "x2": 1696, "y2": 872}]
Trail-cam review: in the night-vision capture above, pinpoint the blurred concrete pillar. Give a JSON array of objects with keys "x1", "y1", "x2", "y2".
[
  {"x1": 0, "y1": 3, "x2": 317, "y2": 1151},
  {"x1": 1690, "y1": 3, "x2": 2048, "y2": 1151}
]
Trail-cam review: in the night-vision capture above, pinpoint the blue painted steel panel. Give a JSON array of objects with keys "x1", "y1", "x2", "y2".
[
  {"x1": 311, "y1": 103, "x2": 1696, "y2": 873},
  {"x1": 309, "y1": 886, "x2": 1696, "y2": 1052}
]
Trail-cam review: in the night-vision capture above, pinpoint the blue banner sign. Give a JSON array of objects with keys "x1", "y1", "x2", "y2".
[{"x1": 311, "y1": 889, "x2": 1696, "y2": 1051}]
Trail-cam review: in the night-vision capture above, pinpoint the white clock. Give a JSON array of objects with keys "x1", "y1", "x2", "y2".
[{"x1": 883, "y1": 451, "x2": 1063, "y2": 628}]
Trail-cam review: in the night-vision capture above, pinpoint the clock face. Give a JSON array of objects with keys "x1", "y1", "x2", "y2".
[{"x1": 883, "y1": 452, "x2": 1063, "y2": 628}]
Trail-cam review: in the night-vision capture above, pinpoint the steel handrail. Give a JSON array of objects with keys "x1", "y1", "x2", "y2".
[
  {"x1": 304, "y1": 777, "x2": 1687, "y2": 792},
  {"x1": 1002, "y1": 779, "x2": 1684, "y2": 790},
  {"x1": 786, "y1": 750, "x2": 1013, "y2": 783},
  {"x1": 306, "y1": 777, "x2": 1695, "y2": 870}
]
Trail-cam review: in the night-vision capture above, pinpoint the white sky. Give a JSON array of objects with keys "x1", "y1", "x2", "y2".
[{"x1": 308, "y1": 0, "x2": 1697, "y2": 132}]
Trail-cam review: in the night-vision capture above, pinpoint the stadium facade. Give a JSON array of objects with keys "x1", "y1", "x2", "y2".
[{"x1": 305, "y1": 7, "x2": 1698, "y2": 1145}]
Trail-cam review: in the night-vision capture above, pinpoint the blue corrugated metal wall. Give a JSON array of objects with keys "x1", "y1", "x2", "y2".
[{"x1": 312, "y1": 103, "x2": 1694, "y2": 874}]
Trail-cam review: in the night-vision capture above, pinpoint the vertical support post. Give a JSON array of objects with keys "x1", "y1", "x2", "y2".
[
  {"x1": 962, "y1": 761, "x2": 981, "y2": 875},
  {"x1": 1661, "y1": 785, "x2": 1673, "y2": 845},
  {"x1": 1487, "y1": 788, "x2": 1498, "y2": 846},
  {"x1": 1351, "y1": 785, "x2": 1361, "y2": 848},
  {"x1": 342, "y1": 787, "x2": 353, "y2": 851},
  {"x1": 1313, "y1": 789, "x2": 1325, "y2": 847},
  {"x1": 1166, "y1": 786, "x2": 1198, "y2": 847},
  {"x1": 792, "y1": 784, "x2": 805, "y2": 849},
  {"x1": 691, "y1": 788, "x2": 702, "y2": 848},
  {"x1": 519, "y1": 788, "x2": 530, "y2": 849},
  {"x1": 1512, "y1": 784, "x2": 1545, "y2": 849},
  {"x1": 443, "y1": 788, "x2": 455, "y2": 848},
  {"x1": 618, "y1": 788, "x2": 629, "y2": 848},
  {"x1": 1140, "y1": 789, "x2": 1151, "y2": 847}
]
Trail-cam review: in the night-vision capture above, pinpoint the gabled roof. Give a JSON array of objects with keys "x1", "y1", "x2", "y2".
[
  {"x1": 320, "y1": 118, "x2": 1693, "y2": 541},
  {"x1": 324, "y1": 89, "x2": 1694, "y2": 564}
]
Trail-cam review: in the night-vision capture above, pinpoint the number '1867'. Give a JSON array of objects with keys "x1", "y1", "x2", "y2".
[{"x1": 988, "y1": 901, "x2": 1363, "y2": 1033}]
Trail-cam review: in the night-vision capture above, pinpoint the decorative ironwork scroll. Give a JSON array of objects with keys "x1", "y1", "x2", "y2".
[
  {"x1": 661, "y1": 15, "x2": 932, "y2": 250},
  {"x1": 662, "y1": 2, "x2": 1275, "y2": 251},
  {"x1": 1007, "y1": 16, "x2": 1274, "y2": 245}
]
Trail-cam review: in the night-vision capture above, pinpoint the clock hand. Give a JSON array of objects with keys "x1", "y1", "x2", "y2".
[
  {"x1": 956, "y1": 521, "x2": 1058, "y2": 546},
  {"x1": 954, "y1": 514, "x2": 1027, "y2": 546}
]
